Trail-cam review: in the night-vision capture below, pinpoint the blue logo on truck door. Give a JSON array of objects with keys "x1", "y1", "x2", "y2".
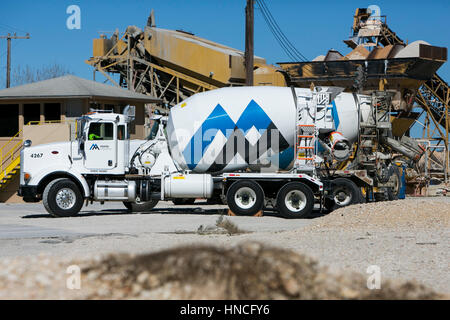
[{"x1": 90, "y1": 144, "x2": 100, "y2": 150}]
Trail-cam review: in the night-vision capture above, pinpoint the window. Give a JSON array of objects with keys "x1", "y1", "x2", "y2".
[
  {"x1": 24, "y1": 104, "x2": 40, "y2": 125},
  {"x1": 66, "y1": 99, "x2": 83, "y2": 118},
  {"x1": 44, "y1": 103, "x2": 61, "y2": 121},
  {"x1": 105, "y1": 104, "x2": 115, "y2": 112},
  {"x1": 88, "y1": 122, "x2": 114, "y2": 140},
  {"x1": 89, "y1": 102, "x2": 101, "y2": 110},
  {"x1": 0, "y1": 104, "x2": 19, "y2": 137},
  {"x1": 146, "y1": 121, "x2": 159, "y2": 140},
  {"x1": 118, "y1": 125, "x2": 127, "y2": 140}
]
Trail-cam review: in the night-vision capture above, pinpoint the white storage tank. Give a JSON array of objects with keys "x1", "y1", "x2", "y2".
[{"x1": 164, "y1": 173, "x2": 214, "y2": 198}]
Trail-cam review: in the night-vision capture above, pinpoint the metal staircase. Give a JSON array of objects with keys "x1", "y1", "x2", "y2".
[
  {"x1": 0, "y1": 120, "x2": 73, "y2": 190},
  {"x1": 416, "y1": 74, "x2": 450, "y2": 132},
  {"x1": 348, "y1": 11, "x2": 449, "y2": 134},
  {"x1": 0, "y1": 134, "x2": 22, "y2": 190}
]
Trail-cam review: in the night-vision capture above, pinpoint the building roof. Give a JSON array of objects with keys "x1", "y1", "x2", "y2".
[{"x1": 0, "y1": 75, "x2": 161, "y2": 103}]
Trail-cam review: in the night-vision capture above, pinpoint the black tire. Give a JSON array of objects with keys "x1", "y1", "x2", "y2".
[
  {"x1": 123, "y1": 199, "x2": 159, "y2": 212},
  {"x1": 43, "y1": 178, "x2": 84, "y2": 217},
  {"x1": 328, "y1": 178, "x2": 363, "y2": 211},
  {"x1": 387, "y1": 166, "x2": 401, "y2": 201},
  {"x1": 226, "y1": 180, "x2": 264, "y2": 216},
  {"x1": 323, "y1": 197, "x2": 335, "y2": 212},
  {"x1": 276, "y1": 182, "x2": 314, "y2": 219},
  {"x1": 171, "y1": 198, "x2": 196, "y2": 205}
]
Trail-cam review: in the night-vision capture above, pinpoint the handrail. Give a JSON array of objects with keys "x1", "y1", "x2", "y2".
[
  {"x1": 0, "y1": 119, "x2": 74, "y2": 173},
  {"x1": 1, "y1": 140, "x2": 22, "y2": 173}
]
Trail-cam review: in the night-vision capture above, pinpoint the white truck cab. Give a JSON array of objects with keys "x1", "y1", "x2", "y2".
[{"x1": 18, "y1": 109, "x2": 152, "y2": 215}]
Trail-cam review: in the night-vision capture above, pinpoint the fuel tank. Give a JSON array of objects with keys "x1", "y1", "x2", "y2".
[{"x1": 166, "y1": 86, "x2": 369, "y2": 173}]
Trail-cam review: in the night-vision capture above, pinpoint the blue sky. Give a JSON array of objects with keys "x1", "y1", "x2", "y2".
[{"x1": 0, "y1": 0, "x2": 449, "y2": 137}]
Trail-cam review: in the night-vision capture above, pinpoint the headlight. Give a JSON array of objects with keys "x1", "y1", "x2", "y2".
[{"x1": 23, "y1": 140, "x2": 32, "y2": 147}]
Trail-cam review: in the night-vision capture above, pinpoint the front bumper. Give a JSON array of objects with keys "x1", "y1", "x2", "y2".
[{"x1": 17, "y1": 185, "x2": 40, "y2": 202}]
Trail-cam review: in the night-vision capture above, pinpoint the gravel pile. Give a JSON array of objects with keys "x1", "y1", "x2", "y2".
[
  {"x1": 0, "y1": 242, "x2": 444, "y2": 300},
  {"x1": 308, "y1": 199, "x2": 449, "y2": 231}
]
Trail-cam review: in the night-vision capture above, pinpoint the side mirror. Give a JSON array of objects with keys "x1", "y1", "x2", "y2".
[{"x1": 80, "y1": 141, "x2": 85, "y2": 151}]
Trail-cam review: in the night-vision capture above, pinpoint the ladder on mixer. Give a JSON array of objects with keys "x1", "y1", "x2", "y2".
[{"x1": 294, "y1": 96, "x2": 318, "y2": 172}]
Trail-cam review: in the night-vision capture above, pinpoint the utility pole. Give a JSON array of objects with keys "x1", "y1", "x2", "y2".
[
  {"x1": 245, "y1": 0, "x2": 254, "y2": 86},
  {"x1": 0, "y1": 33, "x2": 31, "y2": 88}
]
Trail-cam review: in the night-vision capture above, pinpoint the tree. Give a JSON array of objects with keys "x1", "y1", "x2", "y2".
[{"x1": 12, "y1": 63, "x2": 73, "y2": 86}]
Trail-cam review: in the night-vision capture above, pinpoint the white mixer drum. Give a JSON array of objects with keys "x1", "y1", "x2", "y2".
[{"x1": 166, "y1": 86, "x2": 366, "y2": 173}]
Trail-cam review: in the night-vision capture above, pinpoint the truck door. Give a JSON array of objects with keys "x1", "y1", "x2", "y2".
[{"x1": 84, "y1": 121, "x2": 117, "y2": 170}]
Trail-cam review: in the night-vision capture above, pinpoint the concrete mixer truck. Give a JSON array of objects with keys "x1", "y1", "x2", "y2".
[{"x1": 17, "y1": 86, "x2": 423, "y2": 218}]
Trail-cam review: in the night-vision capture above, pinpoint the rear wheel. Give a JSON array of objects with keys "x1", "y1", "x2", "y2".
[
  {"x1": 276, "y1": 182, "x2": 314, "y2": 219},
  {"x1": 123, "y1": 199, "x2": 159, "y2": 212},
  {"x1": 43, "y1": 178, "x2": 84, "y2": 217},
  {"x1": 226, "y1": 180, "x2": 264, "y2": 216},
  {"x1": 387, "y1": 166, "x2": 401, "y2": 201},
  {"x1": 328, "y1": 178, "x2": 363, "y2": 211},
  {"x1": 323, "y1": 197, "x2": 335, "y2": 212}
]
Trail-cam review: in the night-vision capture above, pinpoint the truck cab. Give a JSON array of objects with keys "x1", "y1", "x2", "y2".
[
  {"x1": 18, "y1": 109, "x2": 141, "y2": 208},
  {"x1": 76, "y1": 112, "x2": 131, "y2": 174}
]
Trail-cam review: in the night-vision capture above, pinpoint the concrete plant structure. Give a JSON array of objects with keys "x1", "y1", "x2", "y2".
[{"x1": 87, "y1": 8, "x2": 449, "y2": 191}]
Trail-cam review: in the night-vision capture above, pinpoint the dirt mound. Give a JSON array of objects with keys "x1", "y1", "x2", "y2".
[
  {"x1": 307, "y1": 199, "x2": 450, "y2": 231},
  {"x1": 82, "y1": 242, "x2": 442, "y2": 299}
]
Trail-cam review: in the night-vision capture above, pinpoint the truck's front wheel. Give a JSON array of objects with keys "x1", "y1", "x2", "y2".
[{"x1": 43, "y1": 178, "x2": 84, "y2": 217}]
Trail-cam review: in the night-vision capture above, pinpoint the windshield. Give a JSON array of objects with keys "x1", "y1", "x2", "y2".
[
  {"x1": 146, "y1": 121, "x2": 159, "y2": 140},
  {"x1": 88, "y1": 122, "x2": 114, "y2": 140}
]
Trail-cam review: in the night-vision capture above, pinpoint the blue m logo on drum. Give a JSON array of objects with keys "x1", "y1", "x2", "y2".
[{"x1": 182, "y1": 100, "x2": 291, "y2": 171}]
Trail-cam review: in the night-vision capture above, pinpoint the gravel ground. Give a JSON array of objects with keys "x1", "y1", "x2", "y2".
[
  {"x1": 0, "y1": 243, "x2": 442, "y2": 300},
  {"x1": 0, "y1": 198, "x2": 448, "y2": 299}
]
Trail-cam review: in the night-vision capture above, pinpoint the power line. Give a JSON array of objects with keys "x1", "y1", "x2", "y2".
[
  {"x1": 256, "y1": 0, "x2": 309, "y2": 62},
  {"x1": 260, "y1": 0, "x2": 309, "y2": 61},
  {"x1": 257, "y1": 0, "x2": 301, "y2": 60},
  {"x1": 0, "y1": 23, "x2": 28, "y2": 34},
  {"x1": 0, "y1": 40, "x2": 22, "y2": 60},
  {"x1": 256, "y1": 1, "x2": 297, "y2": 61}
]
